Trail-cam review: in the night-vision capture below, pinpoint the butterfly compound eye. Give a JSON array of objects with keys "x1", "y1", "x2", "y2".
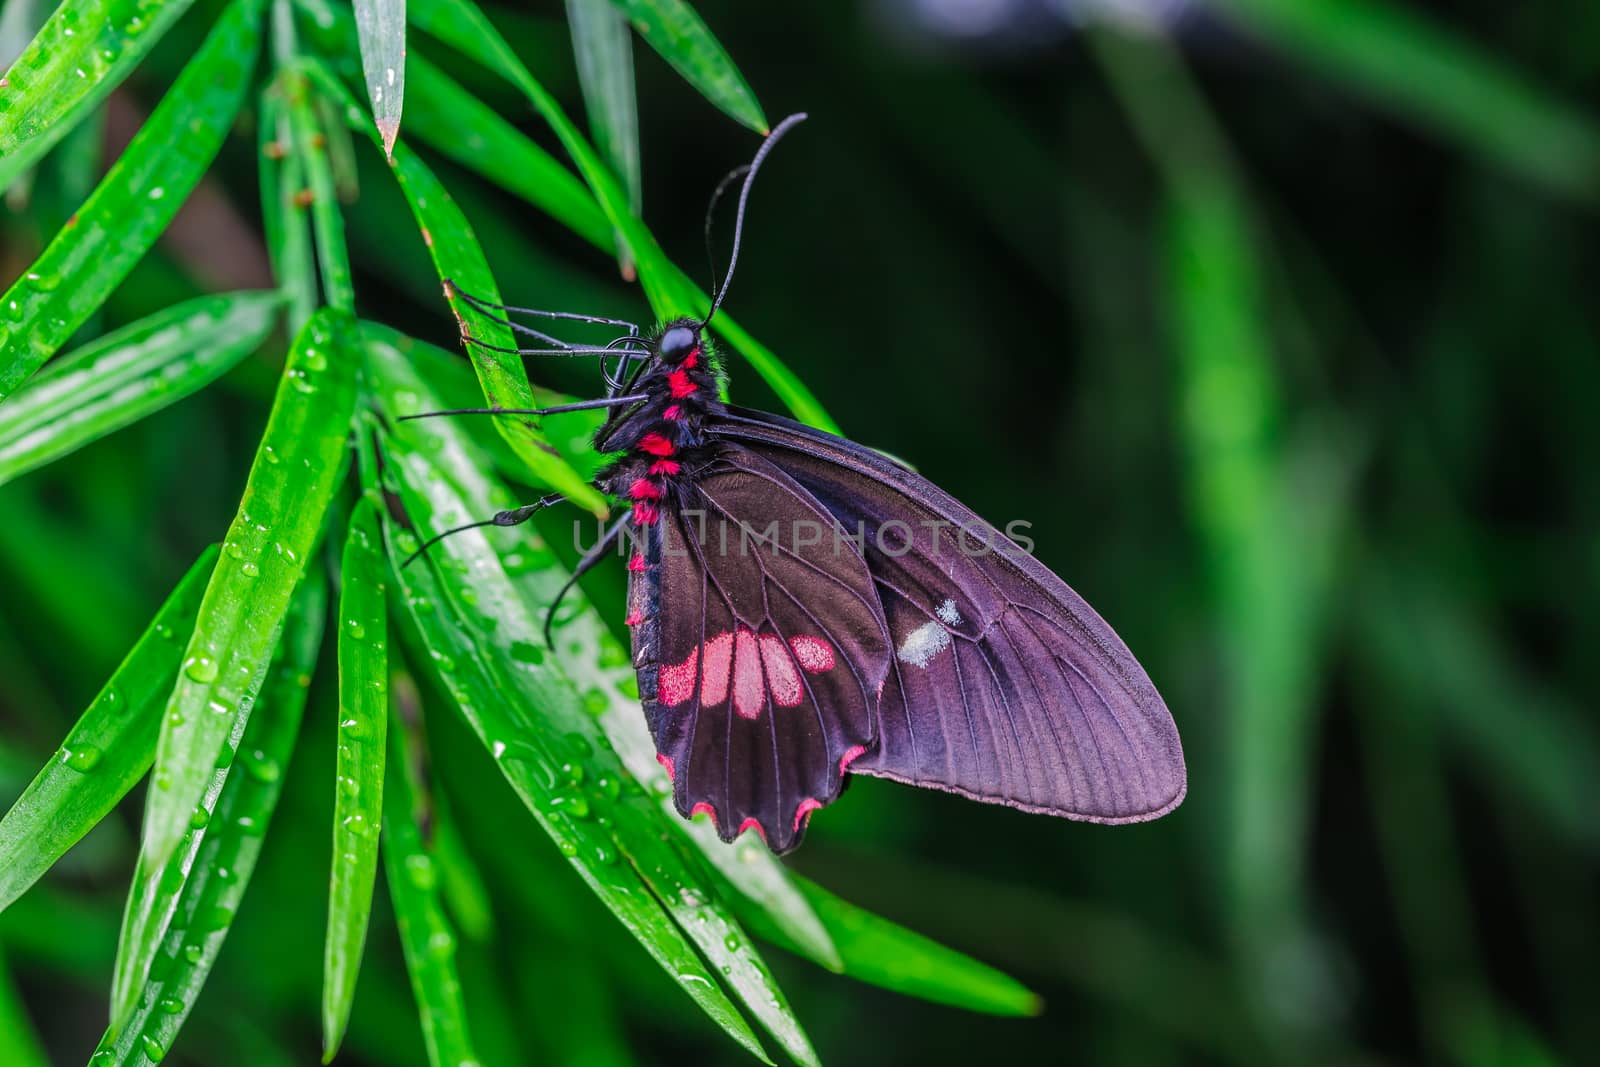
[{"x1": 657, "y1": 325, "x2": 699, "y2": 364}]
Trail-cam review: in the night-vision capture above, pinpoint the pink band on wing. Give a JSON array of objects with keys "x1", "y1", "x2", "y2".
[
  {"x1": 690, "y1": 801, "x2": 717, "y2": 827},
  {"x1": 790, "y1": 635, "x2": 835, "y2": 672},
  {"x1": 656, "y1": 753, "x2": 674, "y2": 780},
  {"x1": 737, "y1": 817, "x2": 767, "y2": 842}
]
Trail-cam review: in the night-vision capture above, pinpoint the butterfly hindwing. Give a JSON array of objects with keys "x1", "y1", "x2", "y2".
[
  {"x1": 629, "y1": 448, "x2": 892, "y2": 853},
  {"x1": 708, "y1": 407, "x2": 1187, "y2": 824}
]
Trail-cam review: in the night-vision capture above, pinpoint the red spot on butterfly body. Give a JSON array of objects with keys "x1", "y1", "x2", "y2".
[
  {"x1": 628, "y1": 478, "x2": 662, "y2": 500},
  {"x1": 793, "y1": 798, "x2": 823, "y2": 832},
  {"x1": 632, "y1": 503, "x2": 659, "y2": 526},
  {"x1": 683, "y1": 348, "x2": 700, "y2": 369},
  {"x1": 650, "y1": 459, "x2": 681, "y2": 476},
  {"x1": 628, "y1": 553, "x2": 647, "y2": 572},
  {"x1": 625, "y1": 609, "x2": 645, "y2": 627},
  {"x1": 657, "y1": 629, "x2": 836, "y2": 719},
  {"x1": 663, "y1": 404, "x2": 683, "y2": 421},
  {"x1": 638, "y1": 433, "x2": 675, "y2": 457},
  {"x1": 667, "y1": 369, "x2": 696, "y2": 399}
]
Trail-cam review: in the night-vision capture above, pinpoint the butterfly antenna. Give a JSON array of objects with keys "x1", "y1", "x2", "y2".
[
  {"x1": 703, "y1": 163, "x2": 750, "y2": 301},
  {"x1": 702, "y1": 112, "x2": 809, "y2": 328}
]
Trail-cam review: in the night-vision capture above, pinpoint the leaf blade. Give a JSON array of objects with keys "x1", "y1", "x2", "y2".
[
  {"x1": 383, "y1": 693, "x2": 480, "y2": 1067},
  {"x1": 0, "y1": 0, "x2": 265, "y2": 400},
  {"x1": 0, "y1": 0, "x2": 201, "y2": 191},
  {"x1": 353, "y1": 0, "x2": 407, "y2": 155},
  {"x1": 137, "y1": 307, "x2": 358, "y2": 893},
  {"x1": 322, "y1": 499, "x2": 391, "y2": 1061},
  {"x1": 93, "y1": 574, "x2": 325, "y2": 1065},
  {"x1": 606, "y1": 0, "x2": 766, "y2": 132},
  {"x1": 0, "y1": 546, "x2": 217, "y2": 915},
  {"x1": 0, "y1": 292, "x2": 281, "y2": 487}
]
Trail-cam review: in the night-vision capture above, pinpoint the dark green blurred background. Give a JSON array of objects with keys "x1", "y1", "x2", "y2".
[{"x1": 3, "y1": 0, "x2": 1598, "y2": 1064}]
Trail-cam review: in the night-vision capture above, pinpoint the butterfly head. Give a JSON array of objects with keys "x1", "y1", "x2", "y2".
[{"x1": 655, "y1": 320, "x2": 703, "y2": 365}]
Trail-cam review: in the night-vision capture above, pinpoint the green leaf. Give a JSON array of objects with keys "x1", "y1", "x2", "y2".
[
  {"x1": 258, "y1": 85, "x2": 318, "y2": 333},
  {"x1": 0, "y1": 545, "x2": 216, "y2": 915},
  {"x1": 301, "y1": 57, "x2": 608, "y2": 516},
  {"x1": 393, "y1": 6, "x2": 841, "y2": 431},
  {"x1": 0, "y1": 292, "x2": 281, "y2": 488},
  {"x1": 284, "y1": 71, "x2": 356, "y2": 314},
  {"x1": 135, "y1": 307, "x2": 358, "y2": 900},
  {"x1": 383, "y1": 700, "x2": 480, "y2": 1067},
  {"x1": 759, "y1": 875, "x2": 1041, "y2": 1017},
  {"x1": 322, "y1": 499, "x2": 390, "y2": 1061},
  {"x1": 1213, "y1": 0, "x2": 1600, "y2": 205},
  {"x1": 0, "y1": 0, "x2": 201, "y2": 192},
  {"x1": 0, "y1": 0, "x2": 265, "y2": 401},
  {"x1": 362, "y1": 326, "x2": 841, "y2": 971},
  {"x1": 92, "y1": 574, "x2": 325, "y2": 1066},
  {"x1": 353, "y1": 0, "x2": 406, "y2": 156},
  {"x1": 567, "y1": 0, "x2": 640, "y2": 275},
  {"x1": 606, "y1": 0, "x2": 766, "y2": 133}
]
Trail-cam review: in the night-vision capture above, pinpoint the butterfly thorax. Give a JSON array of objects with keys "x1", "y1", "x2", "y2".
[{"x1": 592, "y1": 322, "x2": 725, "y2": 523}]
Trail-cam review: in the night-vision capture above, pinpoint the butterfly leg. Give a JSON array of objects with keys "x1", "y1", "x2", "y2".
[{"x1": 543, "y1": 513, "x2": 630, "y2": 648}]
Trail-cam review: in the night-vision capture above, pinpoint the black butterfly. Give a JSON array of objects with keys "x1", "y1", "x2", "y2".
[{"x1": 409, "y1": 115, "x2": 1185, "y2": 854}]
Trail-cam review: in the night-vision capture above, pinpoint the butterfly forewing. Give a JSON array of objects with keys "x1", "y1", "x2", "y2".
[
  {"x1": 707, "y1": 408, "x2": 1187, "y2": 824},
  {"x1": 630, "y1": 449, "x2": 892, "y2": 852}
]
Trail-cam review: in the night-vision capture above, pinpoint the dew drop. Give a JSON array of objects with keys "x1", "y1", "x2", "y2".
[
  {"x1": 158, "y1": 996, "x2": 183, "y2": 1014},
  {"x1": 183, "y1": 655, "x2": 219, "y2": 683},
  {"x1": 60, "y1": 744, "x2": 102, "y2": 772},
  {"x1": 140, "y1": 1034, "x2": 166, "y2": 1060}
]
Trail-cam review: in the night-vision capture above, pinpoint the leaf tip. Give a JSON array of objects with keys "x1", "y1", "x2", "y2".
[{"x1": 378, "y1": 119, "x2": 400, "y2": 160}]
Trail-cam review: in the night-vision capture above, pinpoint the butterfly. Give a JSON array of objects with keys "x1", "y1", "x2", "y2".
[{"x1": 409, "y1": 115, "x2": 1186, "y2": 854}]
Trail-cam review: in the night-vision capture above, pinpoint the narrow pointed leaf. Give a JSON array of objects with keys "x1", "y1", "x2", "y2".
[
  {"x1": 93, "y1": 575, "x2": 324, "y2": 1065},
  {"x1": 0, "y1": 547, "x2": 216, "y2": 915},
  {"x1": 363, "y1": 326, "x2": 841, "y2": 970},
  {"x1": 0, "y1": 293, "x2": 281, "y2": 487},
  {"x1": 285, "y1": 71, "x2": 356, "y2": 313},
  {"x1": 0, "y1": 0, "x2": 200, "y2": 191},
  {"x1": 0, "y1": 0, "x2": 264, "y2": 401},
  {"x1": 743, "y1": 874, "x2": 1042, "y2": 1017},
  {"x1": 606, "y1": 0, "x2": 766, "y2": 133},
  {"x1": 322, "y1": 499, "x2": 390, "y2": 1061},
  {"x1": 110, "y1": 646, "x2": 274, "y2": 1034},
  {"x1": 354, "y1": 0, "x2": 406, "y2": 155},
  {"x1": 383, "y1": 701, "x2": 479, "y2": 1067},
  {"x1": 301, "y1": 58, "x2": 607, "y2": 516},
  {"x1": 567, "y1": 0, "x2": 640, "y2": 275},
  {"x1": 259, "y1": 86, "x2": 318, "y2": 333},
  {"x1": 138, "y1": 308, "x2": 358, "y2": 879}
]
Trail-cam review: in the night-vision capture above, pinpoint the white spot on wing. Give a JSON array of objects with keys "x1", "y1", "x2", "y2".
[{"x1": 898, "y1": 598, "x2": 962, "y2": 669}]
